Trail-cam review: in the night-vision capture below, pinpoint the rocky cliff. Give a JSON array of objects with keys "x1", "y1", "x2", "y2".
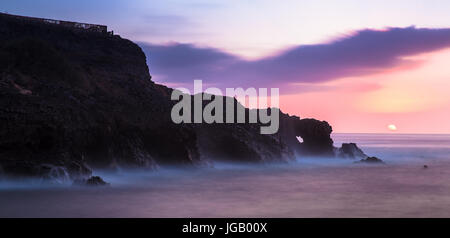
[{"x1": 0, "y1": 14, "x2": 344, "y2": 181}]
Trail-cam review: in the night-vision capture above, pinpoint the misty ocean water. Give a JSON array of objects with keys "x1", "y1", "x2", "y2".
[{"x1": 1, "y1": 133, "x2": 450, "y2": 217}]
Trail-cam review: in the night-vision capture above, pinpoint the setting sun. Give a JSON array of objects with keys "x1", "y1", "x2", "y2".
[{"x1": 388, "y1": 124, "x2": 398, "y2": 131}]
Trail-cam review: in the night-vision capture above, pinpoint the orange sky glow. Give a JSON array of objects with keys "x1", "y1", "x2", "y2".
[{"x1": 280, "y1": 48, "x2": 450, "y2": 134}]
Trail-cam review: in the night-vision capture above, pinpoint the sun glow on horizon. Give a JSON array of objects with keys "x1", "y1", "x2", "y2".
[
  {"x1": 280, "y1": 48, "x2": 450, "y2": 134},
  {"x1": 388, "y1": 124, "x2": 398, "y2": 131}
]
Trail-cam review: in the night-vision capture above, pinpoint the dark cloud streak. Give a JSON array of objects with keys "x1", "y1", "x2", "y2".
[{"x1": 139, "y1": 26, "x2": 450, "y2": 93}]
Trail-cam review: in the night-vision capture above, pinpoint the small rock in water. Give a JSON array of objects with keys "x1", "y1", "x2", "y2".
[
  {"x1": 357, "y1": 156, "x2": 385, "y2": 164},
  {"x1": 338, "y1": 143, "x2": 368, "y2": 159},
  {"x1": 424, "y1": 165, "x2": 429, "y2": 169},
  {"x1": 73, "y1": 176, "x2": 110, "y2": 187}
]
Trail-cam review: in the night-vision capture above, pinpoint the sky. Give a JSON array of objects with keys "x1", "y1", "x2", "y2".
[{"x1": 2, "y1": 0, "x2": 450, "y2": 133}]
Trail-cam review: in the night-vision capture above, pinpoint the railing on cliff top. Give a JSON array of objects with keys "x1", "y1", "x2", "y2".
[{"x1": 0, "y1": 12, "x2": 111, "y2": 34}]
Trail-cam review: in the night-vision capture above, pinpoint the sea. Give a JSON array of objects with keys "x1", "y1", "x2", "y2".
[{"x1": 1, "y1": 133, "x2": 450, "y2": 218}]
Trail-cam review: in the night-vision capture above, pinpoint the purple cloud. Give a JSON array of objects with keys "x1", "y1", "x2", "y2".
[{"x1": 139, "y1": 26, "x2": 450, "y2": 93}]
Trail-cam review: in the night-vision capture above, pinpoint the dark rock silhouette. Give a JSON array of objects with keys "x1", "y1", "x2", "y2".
[
  {"x1": 293, "y1": 118, "x2": 334, "y2": 156},
  {"x1": 357, "y1": 156, "x2": 385, "y2": 164},
  {"x1": 0, "y1": 13, "x2": 200, "y2": 180},
  {"x1": 338, "y1": 143, "x2": 383, "y2": 164},
  {"x1": 73, "y1": 176, "x2": 109, "y2": 186},
  {"x1": 0, "y1": 14, "x2": 370, "y2": 180},
  {"x1": 338, "y1": 143, "x2": 368, "y2": 159},
  {"x1": 189, "y1": 95, "x2": 334, "y2": 162}
]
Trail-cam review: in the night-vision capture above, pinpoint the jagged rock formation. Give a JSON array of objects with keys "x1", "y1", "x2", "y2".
[
  {"x1": 0, "y1": 14, "x2": 356, "y2": 180},
  {"x1": 338, "y1": 143, "x2": 385, "y2": 164},
  {"x1": 356, "y1": 157, "x2": 384, "y2": 164},
  {"x1": 168, "y1": 92, "x2": 336, "y2": 162},
  {"x1": 0, "y1": 13, "x2": 200, "y2": 180},
  {"x1": 337, "y1": 143, "x2": 368, "y2": 159},
  {"x1": 291, "y1": 118, "x2": 334, "y2": 156}
]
